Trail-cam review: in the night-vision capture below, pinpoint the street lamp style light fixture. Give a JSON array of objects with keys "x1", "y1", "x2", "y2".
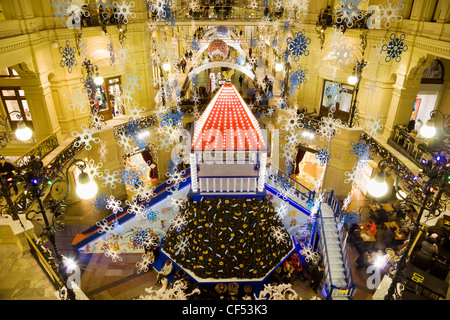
[
  {"x1": 368, "y1": 155, "x2": 449, "y2": 300},
  {"x1": 419, "y1": 109, "x2": 449, "y2": 139},
  {"x1": 17, "y1": 158, "x2": 98, "y2": 299},
  {"x1": 367, "y1": 171, "x2": 389, "y2": 198},
  {"x1": 0, "y1": 111, "x2": 33, "y2": 147},
  {"x1": 275, "y1": 61, "x2": 284, "y2": 72}
]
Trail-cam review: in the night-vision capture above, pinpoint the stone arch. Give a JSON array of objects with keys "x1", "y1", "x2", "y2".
[{"x1": 188, "y1": 61, "x2": 255, "y2": 80}]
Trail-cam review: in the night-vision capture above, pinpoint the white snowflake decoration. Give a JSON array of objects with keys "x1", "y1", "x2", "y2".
[
  {"x1": 71, "y1": 124, "x2": 100, "y2": 150},
  {"x1": 136, "y1": 253, "x2": 154, "y2": 274},
  {"x1": 169, "y1": 214, "x2": 187, "y2": 233},
  {"x1": 366, "y1": 114, "x2": 384, "y2": 137},
  {"x1": 104, "y1": 248, "x2": 122, "y2": 262},
  {"x1": 66, "y1": 89, "x2": 90, "y2": 114},
  {"x1": 334, "y1": 0, "x2": 368, "y2": 28},
  {"x1": 376, "y1": 0, "x2": 404, "y2": 29},
  {"x1": 106, "y1": 195, "x2": 123, "y2": 214},
  {"x1": 86, "y1": 159, "x2": 104, "y2": 180},
  {"x1": 113, "y1": 0, "x2": 136, "y2": 24},
  {"x1": 100, "y1": 168, "x2": 122, "y2": 189},
  {"x1": 174, "y1": 235, "x2": 190, "y2": 256},
  {"x1": 275, "y1": 201, "x2": 290, "y2": 220},
  {"x1": 137, "y1": 280, "x2": 194, "y2": 300},
  {"x1": 96, "y1": 219, "x2": 121, "y2": 236},
  {"x1": 317, "y1": 115, "x2": 342, "y2": 141},
  {"x1": 299, "y1": 243, "x2": 320, "y2": 264},
  {"x1": 98, "y1": 140, "x2": 108, "y2": 162},
  {"x1": 254, "y1": 283, "x2": 298, "y2": 300},
  {"x1": 270, "y1": 226, "x2": 289, "y2": 244},
  {"x1": 344, "y1": 163, "x2": 364, "y2": 184}
]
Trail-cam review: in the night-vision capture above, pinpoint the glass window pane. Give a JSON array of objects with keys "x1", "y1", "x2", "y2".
[
  {"x1": 2, "y1": 90, "x2": 16, "y2": 97},
  {"x1": 10, "y1": 69, "x2": 18, "y2": 76},
  {"x1": 5, "y1": 100, "x2": 21, "y2": 120},
  {"x1": 18, "y1": 90, "x2": 25, "y2": 96},
  {"x1": 22, "y1": 100, "x2": 32, "y2": 121}
]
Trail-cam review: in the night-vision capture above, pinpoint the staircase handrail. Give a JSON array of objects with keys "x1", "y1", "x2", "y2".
[
  {"x1": 317, "y1": 206, "x2": 334, "y2": 292},
  {"x1": 266, "y1": 162, "x2": 315, "y2": 202},
  {"x1": 324, "y1": 190, "x2": 355, "y2": 298}
]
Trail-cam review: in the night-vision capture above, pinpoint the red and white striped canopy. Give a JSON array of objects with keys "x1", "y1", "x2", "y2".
[{"x1": 192, "y1": 84, "x2": 266, "y2": 151}]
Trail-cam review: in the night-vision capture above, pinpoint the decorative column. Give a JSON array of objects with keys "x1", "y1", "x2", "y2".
[
  {"x1": 190, "y1": 152, "x2": 199, "y2": 192},
  {"x1": 382, "y1": 84, "x2": 420, "y2": 141},
  {"x1": 322, "y1": 126, "x2": 364, "y2": 199},
  {"x1": 257, "y1": 152, "x2": 267, "y2": 192}
]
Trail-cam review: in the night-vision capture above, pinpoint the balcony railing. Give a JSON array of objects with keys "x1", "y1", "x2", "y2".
[{"x1": 387, "y1": 125, "x2": 431, "y2": 167}]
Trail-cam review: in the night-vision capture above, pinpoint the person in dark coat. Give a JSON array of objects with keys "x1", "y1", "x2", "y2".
[
  {"x1": 0, "y1": 156, "x2": 18, "y2": 194},
  {"x1": 310, "y1": 264, "x2": 324, "y2": 293}
]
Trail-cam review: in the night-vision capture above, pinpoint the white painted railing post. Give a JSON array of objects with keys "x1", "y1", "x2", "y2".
[
  {"x1": 257, "y1": 152, "x2": 267, "y2": 192},
  {"x1": 190, "y1": 153, "x2": 199, "y2": 192}
]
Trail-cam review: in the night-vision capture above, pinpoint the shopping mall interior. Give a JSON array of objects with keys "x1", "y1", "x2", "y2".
[{"x1": 0, "y1": 0, "x2": 449, "y2": 303}]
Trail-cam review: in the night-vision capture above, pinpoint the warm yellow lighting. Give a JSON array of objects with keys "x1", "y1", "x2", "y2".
[
  {"x1": 419, "y1": 120, "x2": 436, "y2": 138},
  {"x1": 15, "y1": 122, "x2": 32, "y2": 141},
  {"x1": 348, "y1": 75, "x2": 358, "y2": 85},
  {"x1": 76, "y1": 172, "x2": 98, "y2": 200},
  {"x1": 367, "y1": 172, "x2": 388, "y2": 198}
]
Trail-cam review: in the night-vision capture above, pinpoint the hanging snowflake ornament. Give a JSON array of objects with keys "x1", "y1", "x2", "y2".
[
  {"x1": 122, "y1": 165, "x2": 143, "y2": 188},
  {"x1": 254, "y1": 283, "x2": 298, "y2": 300},
  {"x1": 116, "y1": 40, "x2": 130, "y2": 64},
  {"x1": 106, "y1": 195, "x2": 123, "y2": 214},
  {"x1": 299, "y1": 243, "x2": 320, "y2": 264},
  {"x1": 316, "y1": 115, "x2": 342, "y2": 141},
  {"x1": 66, "y1": 0, "x2": 90, "y2": 29},
  {"x1": 350, "y1": 138, "x2": 371, "y2": 162},
  {"x1": 113, "y1": 0, "x2": 136, "y2": 24},
  {"x1": 334, "y1": 0, "x2": 367, "y2": 28},
  {"x1": 382, "y1": 33, "x2": 408, "y2": 63},
  {"x1": 344, "y1": 162, "x2": 364, "y2": 184},
  {"x1": 98, "y1": 140, "x2": 108, "y2": 162},
  {"x1": 130, "y1": 227, "x2": 152, "y2": 248},
  {"x1": 91, "y1": 192, "x2": 109, "y2": 214},
  {"x1": 96, "y1": 219, "x2": 120, "y2": 236},
  {"x1": 327, "y1": 25, "x2": 358, "y2": 66},
  {"x1": 100, "y1": 168, "x2": 122, "y2": 189},
  {"x1": 169, "y1": 214, "x2": 187, "y2": 233},
  {"x1": 86, "y1": 159, "x2": 104, "y2": 180},
  {"x1": 174, "y1": 235, "x2": 190, "y2": 256},
  {"x1": 315, "y1": 145, "x2": 332, "y2": 167},
  {"x1": 49, "y1": 0, "x2": 69, "y2": 27},
  {"x1": 136, "y1": 253, "x2": 155, "y2": 274},
  {"x1": 104, "y1": 248, "x2": 122, "y2": 262},
  {"x1": 59, "y1": 40, "x2": 77, "y2": 73},
  {"x1": 366, "y1": 114, "x2": 384, "y2": 137},
  {"x1": 124, "y1": 71, "x2": 142, "y2": 93},
  {"x1": 286, "y1": 29, "x2": 311, "y2": 62},
  {"x1": 71, "y1": 124, "x2": 101, "y2": 150},
  {"x1": 376, "y1": 0, "x2": 404, "y2": 29},
  {"x1": 66, "y1": 89, "x2": 90, "y2": 114},
  {"x1": 341, "y1": 192, "x2": 352, "y2": 211},
  {"x1": 343, "y1": 208, "x2": 361, "y2": 227},
  {"x1": 275, "y1": 201, "x2": 290, "y2": 220},
  {"x1": 270, "y1": 226, "x2": 290, "y2": 244},
  {"x1": 289, "y1": 65, "x2": 308, "y2": 96}
]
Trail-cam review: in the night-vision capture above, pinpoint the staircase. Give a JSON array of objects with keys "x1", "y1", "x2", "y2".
[
  {"x1": 317, "y1": 192, "x2": 355, "y2": 299},
  {"x1": 264, "y1": 164, "x2": 355, "y2": 299}
]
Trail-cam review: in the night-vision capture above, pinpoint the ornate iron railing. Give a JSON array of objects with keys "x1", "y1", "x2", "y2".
[{"x1": 14, "y1": 133, "x2": 59, "y2": 168}]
